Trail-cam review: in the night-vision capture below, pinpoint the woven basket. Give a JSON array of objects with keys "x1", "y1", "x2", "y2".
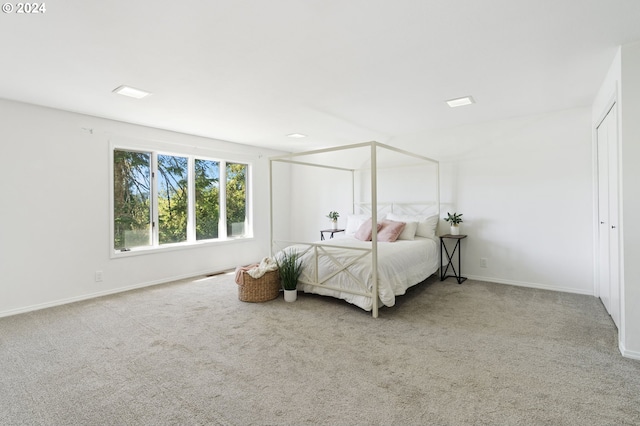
[{"x1": 237, "y1": 270, "x2": 280, "y2": 302}]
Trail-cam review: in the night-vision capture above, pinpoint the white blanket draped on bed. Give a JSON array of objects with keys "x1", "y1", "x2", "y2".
[{"x1": 282, "y1": 236, "x2": 439, "y2": 311}]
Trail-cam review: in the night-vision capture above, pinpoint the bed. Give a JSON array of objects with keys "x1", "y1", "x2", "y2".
[{"x1": 269, "y1": 142, "x2": 440, "y2": 317}]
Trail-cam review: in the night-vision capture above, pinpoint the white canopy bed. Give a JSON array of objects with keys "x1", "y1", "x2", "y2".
[{"x1": 269, "y1": 142, "x2": 440, "y2": 317}]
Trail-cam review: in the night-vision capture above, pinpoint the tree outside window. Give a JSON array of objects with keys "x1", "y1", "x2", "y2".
[
  {"x1": 157, "y1": 154, "x2": 188, "y2": 245},
  {"x1": 195, "y1": 159, "x2": 220, "y2": 240},
  {"x1": 113, "y1": 150, "x2": 151, "y2": 250},
  {"x1": 226, "y1": 162, "x2": 247, "y2": 237}
]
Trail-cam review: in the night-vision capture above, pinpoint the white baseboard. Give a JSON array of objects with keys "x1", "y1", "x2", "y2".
[
  {"x1": 0, "y1": 266, "x2": 235, "y2": 319},
  {"x1": 619, "y1": 342, "x2": 640, "y2": 360},
  {"x1": 465, "y1": 274, "x2": 594, "y2": 296}
]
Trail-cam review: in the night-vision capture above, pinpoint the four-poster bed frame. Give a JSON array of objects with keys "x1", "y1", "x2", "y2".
[{"x1": 269, "y1": 141, "x2": 440, "y2": 317}]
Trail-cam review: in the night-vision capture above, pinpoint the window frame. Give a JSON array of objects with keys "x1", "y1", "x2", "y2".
[{"x1": 109, "y1": 140, "x2": 253, "y2": 258}]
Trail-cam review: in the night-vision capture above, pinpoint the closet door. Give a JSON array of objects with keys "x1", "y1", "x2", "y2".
[
  {"x1": 596, "y1": 104, "x2": 620, "y2": 328},
  {"x1": 597, "y1": 122, "x2": 611, "y2": 314}
]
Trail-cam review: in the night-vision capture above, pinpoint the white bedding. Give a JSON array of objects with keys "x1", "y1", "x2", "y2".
[{"x1": 284, "y1": 236, "x2": 439, "y2": 311}]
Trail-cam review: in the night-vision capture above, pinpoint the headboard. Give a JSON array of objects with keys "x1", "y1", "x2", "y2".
[{"x1": 354, "y1": 202, "x2": 439, "y2": 218}]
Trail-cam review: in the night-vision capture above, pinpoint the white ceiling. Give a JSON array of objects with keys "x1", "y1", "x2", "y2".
[{"x1": 2, "y1": 0, "x2": 639, "y2": 152}]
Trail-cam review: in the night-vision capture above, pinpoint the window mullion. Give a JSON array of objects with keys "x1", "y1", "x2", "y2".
[
  {"x1": 245, "y1": 164, "x2": 252, "y2": 237},
  {"x1": 187, "y1": 157, "x2": 196, "y2": 242},
  {"x1": 151, "y1": 152, "x2": 159, "y2": 247},
  {"x1": 219, "y1": 160, "x2": 227, "y2": 239}
]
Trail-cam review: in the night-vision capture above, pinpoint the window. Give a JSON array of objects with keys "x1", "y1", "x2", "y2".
[
  {"x1": 157, "y1": 154, "x2": 188, "y2": 244},
  {"x1": 226, "y1": 162, "x2": 247, "y2": 237},
  {"x1": 195, "y1": 159, "x2": 220, "y2": 240},
  {"x1": 112, "y1": 148, "x2": 250, "y2": 253},
  {"x1": 113, "y1": 150, "x2": 152, "y2": 251}
]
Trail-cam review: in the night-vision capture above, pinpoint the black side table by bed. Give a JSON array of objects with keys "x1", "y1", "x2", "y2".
[
  {"x1": 439, "y1": 234, "x2": 467, "y2": 284},
  {"x1": 320, "y1": 229, "x2": 345, "y2": 240}
]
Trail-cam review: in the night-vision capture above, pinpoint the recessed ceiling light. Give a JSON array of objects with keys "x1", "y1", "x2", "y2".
[
  {"x1": 287, "y1": 133, "x2": 307, "y2": 138},
  {"x1": 113, "y1": 85, "x2": 152, "y2": 99},
  {"x1": 446, "y1": 96, "x2": 475, "y2": 108}
]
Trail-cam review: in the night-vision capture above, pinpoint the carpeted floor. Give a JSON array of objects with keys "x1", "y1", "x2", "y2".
[{"x1": 1, "y1": 273, "x2": 639, "y2": 425}]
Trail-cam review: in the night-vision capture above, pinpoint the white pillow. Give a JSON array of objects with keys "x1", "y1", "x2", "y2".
[
  {"x1": 345, "y1": 214, "x2": 369, "y2": 235},
  {"x1": 397, "y1": 221, "x2": 418, "y2": 240},
  {"x1": 419, "y1": 215, "x2": 439, "y2": 239},
  {"x1": 386, "y1": 213, "x2": 439, "y2": 239}
]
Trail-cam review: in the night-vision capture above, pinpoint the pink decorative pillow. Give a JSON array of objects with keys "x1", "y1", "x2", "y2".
[
  {"x1": 377, "y1": 219, "x2": 406, "y2": 242},
  {"x1": 354, "y1": 218, "x2": 382, "y2": 241}
]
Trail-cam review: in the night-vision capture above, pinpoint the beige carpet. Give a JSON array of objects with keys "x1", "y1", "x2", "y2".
[{"x1": 1, "y1": 273, "x2": 639, "y2": 425}]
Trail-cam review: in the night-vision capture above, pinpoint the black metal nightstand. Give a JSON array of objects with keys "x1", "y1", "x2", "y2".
[
  {"x1": 320, "y1": 229, "x2": 345, "y2": 240},
  {"x1": 439, "y1": 234, "x2": 467, "y2": 284}
]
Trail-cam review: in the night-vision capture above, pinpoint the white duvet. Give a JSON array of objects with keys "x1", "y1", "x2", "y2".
[{"x1": 285, "y1": 236, "x2": 439, "y2": 311}]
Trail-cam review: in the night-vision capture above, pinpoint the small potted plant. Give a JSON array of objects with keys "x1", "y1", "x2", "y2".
[
  {"x1": 327, "y1": 211, "x2": 340, "y2": 230},
  {"x1": 444, "y1": 212, "x2": 463, "y2": 235},
  {"x1": 276, "y1": 249, "x2": 303, "y2": 302}
]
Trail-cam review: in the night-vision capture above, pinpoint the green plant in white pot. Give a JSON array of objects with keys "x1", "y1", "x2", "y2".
[
  {"x1": 277, "y1": 250, "x2": 303, "y2": 302},
  {"x1": 444, "y1": 212, "x2": 463, "y2": 235},
  {"x1": 327, "y1": 211, "x2": 340, "y2": 230}
]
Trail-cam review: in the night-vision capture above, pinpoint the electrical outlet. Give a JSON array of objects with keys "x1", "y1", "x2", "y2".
[
  {"x1": 480, "y1": 258, "x2": 488, "y2": 268},
  {"x1": 95, "y1": 270, "x2": 103, "y2": 282}
]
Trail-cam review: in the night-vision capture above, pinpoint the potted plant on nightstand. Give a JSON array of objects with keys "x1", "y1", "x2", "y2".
[
  {"x1": 277, "y1": 250, "x2": 303, "y2": 302},
  {"x1": 444, "y1": 212, "x2": 463, "y2": 235},
  {"x1": 327, "y1": 211, "x2": 340, "y2": 230}
]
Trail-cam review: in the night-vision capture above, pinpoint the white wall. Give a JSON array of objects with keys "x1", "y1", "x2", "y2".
[
  {"x1": 434, "y1": 108, "x2": 594, "y2": 294},
  {"x1": 0, "y1": 99, "x2": 285, "y2": 317},
  {"x1": 285, "y1": 163, "x2": 353, "y2": 242},
  {"x1": 286, "y1": 108, "x2": 595, "y2": 295}
]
